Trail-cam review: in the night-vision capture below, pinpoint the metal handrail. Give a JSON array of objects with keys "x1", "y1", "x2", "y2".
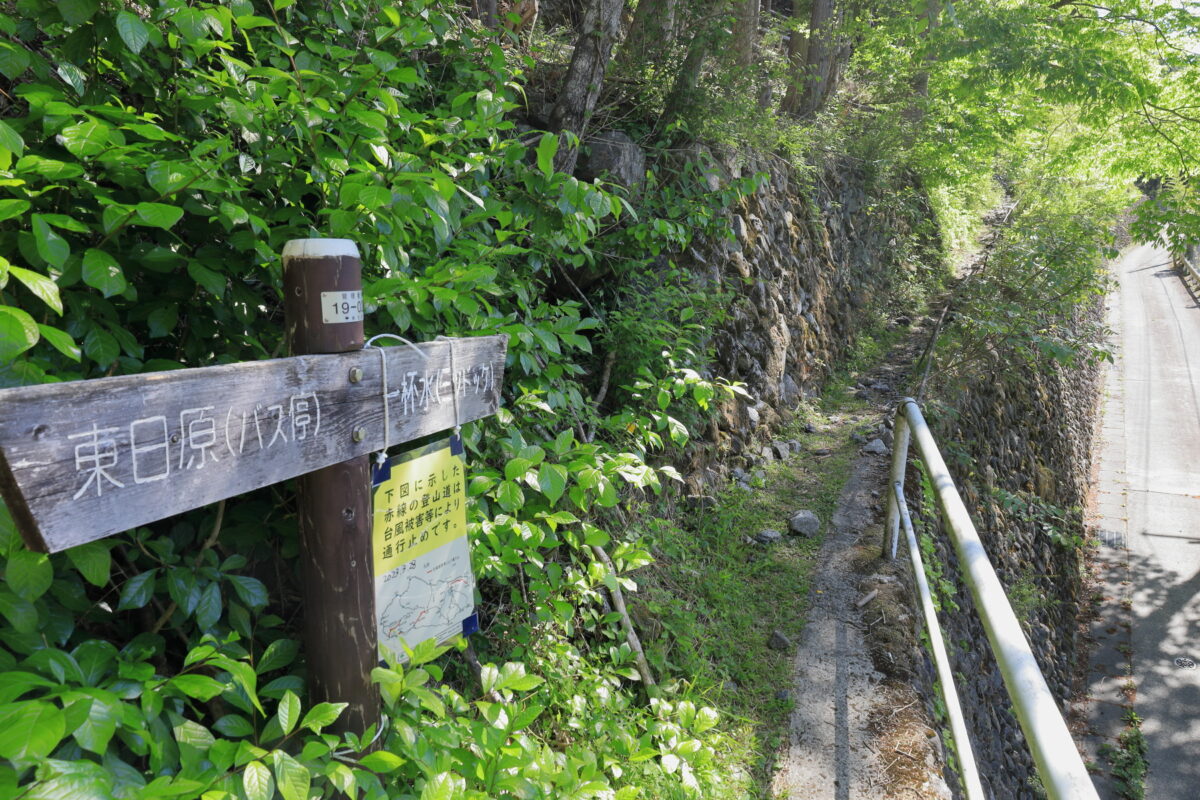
[
  {"x1": 883, "y1": 398, "x2": 1100, "y2": 800},
  {"x1": 1178, "y1": 249, "x2": 1200, "y2": 286}
]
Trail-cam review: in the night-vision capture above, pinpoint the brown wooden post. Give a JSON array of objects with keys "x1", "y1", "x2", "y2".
[{"x1": 281, "y1": 238, "x2": 380, "y2": 739}]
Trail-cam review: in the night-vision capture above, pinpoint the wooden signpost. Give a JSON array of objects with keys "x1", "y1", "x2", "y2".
[{"x1": 0, "y1": 238, "x2": 507, "y2": 736}]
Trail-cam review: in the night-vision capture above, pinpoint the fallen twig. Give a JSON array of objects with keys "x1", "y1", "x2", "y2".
[{"x1": 591, "y1": 544, "x2": 657, "y2": 689}]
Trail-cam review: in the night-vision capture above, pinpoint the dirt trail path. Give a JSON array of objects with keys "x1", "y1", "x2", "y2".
[
  {"x1": 770, "y1": 352, "x2": 952, "y2": 799},
  {"x1": 770, "y1": 456, "x2": 890, "y2": 797}
]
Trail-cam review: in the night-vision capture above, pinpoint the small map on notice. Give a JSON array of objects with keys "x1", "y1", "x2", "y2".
[{"x1": 372, "y1": 436, "x2": 474, "y2": 663}]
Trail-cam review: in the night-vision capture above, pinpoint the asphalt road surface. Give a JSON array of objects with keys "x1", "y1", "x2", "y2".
[{"x1": 1086, "y1": 243, "x2": 1200, "y2": 797}]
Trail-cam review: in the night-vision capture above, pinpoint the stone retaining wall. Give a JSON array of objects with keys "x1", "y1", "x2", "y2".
[
  {"x1": 671, "y1": 148, "x2": 934, "y2": 492},
  {"x1": 913, "y1": 304, "x2": 1103, "y2": 798}
]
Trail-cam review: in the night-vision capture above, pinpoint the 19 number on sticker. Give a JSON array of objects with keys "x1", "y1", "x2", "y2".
[{"x1": 321, "y1": 291, "x2": 364, "y2": 324}]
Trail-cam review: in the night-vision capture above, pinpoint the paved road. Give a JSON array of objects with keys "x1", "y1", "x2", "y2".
[{"x1": 1085, "y1": 243, "x2": 1200, "y2": 797}]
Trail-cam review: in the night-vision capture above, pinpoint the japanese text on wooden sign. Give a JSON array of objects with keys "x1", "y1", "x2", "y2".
[{"x1": 0, "y1": 335, "x2": 506, "y2": 553}]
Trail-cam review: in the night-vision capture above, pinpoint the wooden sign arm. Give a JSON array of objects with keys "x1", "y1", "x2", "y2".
[{"x1": 0, "y1": 336, "x2": 506, "y2": 553}]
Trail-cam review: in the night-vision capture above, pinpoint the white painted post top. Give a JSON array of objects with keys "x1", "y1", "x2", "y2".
[{"x1": 282, "y1": 238, "x2": 361, "y2": 259}]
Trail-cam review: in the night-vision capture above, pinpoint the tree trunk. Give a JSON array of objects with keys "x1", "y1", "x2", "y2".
[
  {"x1": 618, "y1": 0, "x2": 677, "y2": 68},
  {"x1": 732, "y1": 0, "x2": 761, "y2": 68},
  {"x1": 475, "y1": 0, "x2": 498, "y2": 27},
  {"x1": 784, "y1": 0, "x2": 839, "y2": 118},
  {"x1": 779, "y1": 1, "x2": 807, "y2": 116},
  {"x1": 549, "y1": 0, "x2": 625, "y2": 174},
  {"x1": 912, "y1": 0, "x2": 941, "y2": 100},
  {"x1": 659, "y1": 27, "x2": 710, "y2": 130}
]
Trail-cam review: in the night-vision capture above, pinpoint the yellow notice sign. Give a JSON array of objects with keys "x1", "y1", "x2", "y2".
[{"x1": 371, "y1": 436, "x2": 474, "y2": 662}]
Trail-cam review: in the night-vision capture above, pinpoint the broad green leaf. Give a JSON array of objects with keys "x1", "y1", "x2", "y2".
[
  {"x1": 496, "y1": 480, "x2": 524, "y2": 512},
  {"x1": 105, "y1": 321, "x2": 142, "y2": 360},
  {"x1": 243, "y1": 760, "x2": 273, "y2": 800},
  {"x1": 39, "y1": 326, "x2": 81, "y2": 362},
  {"x1": 0, "y1": 120, "x2": 23, "y2": 158},
  {"x1": 227, "y1": 574, "x2": 268, "y2": 609},
  {"x1": 693, "y1": 705, "x2": 719, "y2": 733},
  {"x1": 24, "y1": 774, "x2": 112, "y2": 800},
  {"x1": 271, "y1": 750, "x2": 310, "y2": 800},
  {"x1": 147, "y1": 305, "x2": 178, "y2": 338},
  {"x1": 32, "y1": 215, "x2": 69, "y2": 268},
  {"x1": 0, "y1": 42, "x2": 30, "y2": 80},
  {"x1": 167, "y1": 568, "x2": 201, "y2": 616},
  {"x1": 537, "y1": 463, "x2": 568, "y2": 505},
  {"x1": 219, "y1": 201, "x2": 249, "y2": 226},
  {"x1": 73, "y1": 695, "x2": 119, "y2": 755},
  {"x1": 299, "y1": 701, "x2": 346, "y2": 733},
  {"x1": 0, "y1": 590, "x2": 37, "y2": 634},
  {"x1": 171, "y1": 674, "x2": 226, "y2": 701},
  {"x1": 116, "y1": 11, "x2": 150, "y2": 54},
  {"x1": 82, "y1": 249, "x2": 126, "y2": 298},
  {"x1": 509, "y1": 701, "x2": 544, "y2": 731},
  {"x1": 0, "y1": 306, "x2": 38, "y2": 361},
  {"x1": 214, "y1": 713, "x2": 254, "y2": 737},
  {"x1": 0, "y1": 701, "x2": 65, "y2": 760},
  {"x1": 188, "y1": 262, "x2": 226, "y2": 296},
  {"x1": 35, "y1": 213, "x2": 89, "y2": 233},
  {"x1": 504, "y1": 457, "x2": 533, "y2": 481},
  {"x1": 194, "y1": 581, "x2": 221, "y2": 630},
  {"x1": 101, "y1": 205, "x2": 133, "y2": 235},
  {"x1": 6, "y1": 548, "x2": 52, "y2": 601},
  {"x1": 146, "y1": 161, "x2": 196, "y2": 195},
  {"x1": 0, "y1": 672, "x2": 56, "y2": 705},
  {"x1": 553, "y1": 429, "x2": 575, "y2": 454},
  {"x1": 16, "y1": 155, "x2": 85, "y2": 180},
  {"x1": 536, "y1": 133, "x2": 557, "y2": 177},
  {"x1": 135, "y1": 202, "x2": 184, "y2": 229},
  {"x1": 58, "y1": 0, "x2": 100, "y2": 26},
  {"x1": 83, "y1": 327, "x2": 119, "y2": 368},
  {"x1": 66, "y1": 541, "x2": 111, "y2": 586},
  {"x1": 506, "y1": 674, "x2": 546, "y2": 693},
  {"x1": 0, "y1": 199, "x2": 29, "y2": 222},
  {"x1": 259, "y1": 674, "x2": 303, "y2": 701},
  {"x1": 276, "y1": 690, "x2": 300, "y2": 736},
  {"x1": 235, "y1": 15, "x2": 278, "y2": 30},
  {"x1": 597, "y1": 477, "x2": 619, "y2": 507},
  {"x1": 9, "y1": 265, "x2": 62, "y2": 314},
  {"x1": 224, "y1": 660, "x2": 264, "y2": 714},
  {"x1": 326, "y1": 763, "x2": 356, "y2": 796},
  {"x1": 117, "y1": 570, "x2": 156, "y2": 611},
  {"x1": 357, "y1": 750, "x2": 404, "y2": 773},
  {"x1": 173, "y1": 719, "x2": 214, "y2": 750},
  {"x1": 357, "y1": 185, "x2": 392, "y2": 210},
  {"x1": 256, "y1": 639, "x2": 299, "y2": 674},
  {"x1": 59, "y1": 120, "x2": 111, "y2": 158},
  {"x1": 420, "y1": 772, "x2": 458, "y2": 800}
]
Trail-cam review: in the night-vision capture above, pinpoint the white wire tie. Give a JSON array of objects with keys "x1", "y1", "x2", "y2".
[{"x1": 364, "y1": 333, "x2": 429, "y2": 466}]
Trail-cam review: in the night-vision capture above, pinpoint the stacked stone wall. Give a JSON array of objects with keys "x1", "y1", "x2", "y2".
[{"x1": 913, "y1": 304, "x2": 1103, "y2": 798}]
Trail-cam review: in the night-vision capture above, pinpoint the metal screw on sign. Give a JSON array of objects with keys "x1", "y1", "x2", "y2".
[{"x1": 1175, "y1": 657, "x2": 1196, "y2": 669}]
